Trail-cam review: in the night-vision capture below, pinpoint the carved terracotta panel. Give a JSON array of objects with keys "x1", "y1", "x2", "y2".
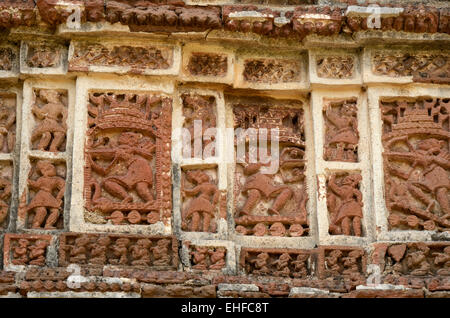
[
  {"x1": 327, "y1": 173, "x2": 364, "y2": 236},
  {"x1": 27, "y1": 44, "x2": 62, "y2": 68},
  {"x1": 59, "y1": 233, "x2": 178, "y2": 269},
  {"x1": 182, "y1": 93, "x2": 217, "y2": 159},
  {"x1": 188, "y1": 245, "x2": 226, "y2": 271},
  {"x1": 0, "y1": 161, "x2": 12, "y2": 228},
  {"x1": 381, "y1": 98, "x2": 450, "y2": 231},
  {"x1": 84, "y1": 92, "x2": 172, "y2": 225},
  {"x1": 31, "y1": 89, "x2": 68, "y2": 152},
  {"x1": 243, "y1": 59, "x2": 302, "y2": 84},
  {"x1": 317, "y1": 246, "x2": 366, "y2": 280},
  {"x1": 316, "y1": 56, "x2": 354, "y2": 79},
  {"x1": 4, "y1": 234, "x2": 52, "y2": 267},
  {"x1": 19, "y1": 159, "x2": 66, "y2": 230},
  {"x1": 372, "y1": 53, "x2": 450, "y2": 84},
  {"x1": 0, "y1": 48, "x2": 16, "y2": 71},
  {"x1": 233, "y1": 98, "x2": 309, "y2": 237},
  {"x1": 240, "y1": 248, "x2": 313, "y2": 278},
  {"x1": 181, "y1": 167, "x2": 221, "y2": 233},
  {"x1": 0, "y1": 93, "x2": 16, "y2": 153},
  {"x1": 187, "y1": 53, "x2": 227, "y2": 77},
  {"x1": 69, "y1": 43, "x2": 173, "y2": 72},
  {"x1": 377, "y1": 243, "x2": 450, "y2": 276},
  {"x1": 323, "y1": 98, "x2": 359, "y2": 162}
]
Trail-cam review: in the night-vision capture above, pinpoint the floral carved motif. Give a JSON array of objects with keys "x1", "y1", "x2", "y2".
[
  {"x1": 381, "y1": 98, "x2": 450, "y2": 231},
  {"x1": 84, "y1": 92, "x2": 172, "y2": 225}
]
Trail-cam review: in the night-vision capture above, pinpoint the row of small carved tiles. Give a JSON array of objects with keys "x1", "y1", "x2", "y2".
[
  {"x1": 0, "y1": 41, "x2": 448, "y2": 86},
  {"x1": 0, "y1": 1, "x2": 449, "y2": 37},
  {"x1": 2, "y1": 233, "x2": 450, "y2": 281}
]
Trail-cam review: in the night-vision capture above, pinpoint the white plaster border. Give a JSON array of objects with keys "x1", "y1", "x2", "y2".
[
  {"x1": 311, "y1": 88, "x2": 376, "y2": 246},
  {"x1": 17, "y1": 79, "x2": 76, "y2": 232}
]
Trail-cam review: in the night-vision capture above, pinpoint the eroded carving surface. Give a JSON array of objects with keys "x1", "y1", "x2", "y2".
[
  {"x1": 316, "y1": 56, "x2": 354, "y2": 79},
  {"x1": 381, "y1": 98, "x2": 450, "y2": 232},
  {"x1": 0, "y1": 48, "x2": 15, "y2": 71},
  {"x1": 189, "y1": 245, "x2": 226, "y2": 270},
  {"x1": 187, "y1": 52, "x2": 227, "y2": 77},
  {"x1": 243, "y1": 59, "x2": 301, "y2": 84},
  {"x1": 5, "y1": 234, "x2": 51, "y2": 266}
]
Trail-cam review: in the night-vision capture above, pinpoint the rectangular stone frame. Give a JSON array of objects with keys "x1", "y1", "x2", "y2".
[
  {"x1": 172, "y1": 87, "x2": 228, "y2": 241},
  {"x1": 225, "y1": 92, "x2": 318, "y2": 250},
  {"x1": 368, "y1": 84, "x2": 450, "y2": 242},
  {"x1": 17, "y1": 79, "x2": 75, "y2": 232},
  {"x1": 70, "y1": 75, "x2": 174, "y2": 235},
  {"x1": 311, "y1": 88, "x2": 375, "y2": 246}
]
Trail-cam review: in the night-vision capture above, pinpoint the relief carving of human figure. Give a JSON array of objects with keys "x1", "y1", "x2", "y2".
[
  {"x1": 0, "y1": 99, "x2": 15, "y2": 153},
  {"x1": 182, "y1": 170, "x2": 219, "y2": 232},
  {"x1": 88, "y1": 132, "x2": 155, "y2": 204},
  {"x1": 328, "y1": 174, "x2": 363, "y2": 236},
  {"x1": 405, "y1": 138, "x2": 450, "y2": 218},
  {"x1": 324, "y1": 101, "x2": 358, "y2": 161},
  {"x1": 31, "y1": 90, "x2": 67, "y2": 152},
  {"x1": 239, "y1": 162, "x2": 292, "y2": 216},
  {"x1": 25, "y1": 161, "x2": 65, "y2": 229}
]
